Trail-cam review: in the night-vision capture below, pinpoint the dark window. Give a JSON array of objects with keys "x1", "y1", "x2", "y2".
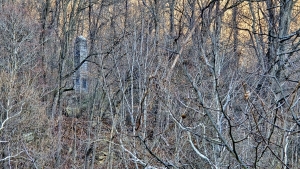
[
  {"x1": 75, "y1": 78, "x2": 80, "y2": 86},
  {"x1": 74, "y1": 52, "x2": 80, "y2": 67},
  {"x1": 82, "y1": 78, "x2": 87, "y2": 89}
]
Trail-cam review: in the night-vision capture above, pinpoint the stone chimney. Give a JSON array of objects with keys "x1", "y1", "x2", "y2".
[{"x1": 74, "y1": 36, "x2": 88, "y2": 93}]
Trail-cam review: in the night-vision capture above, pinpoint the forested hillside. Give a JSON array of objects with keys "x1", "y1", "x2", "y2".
[{"x1": 1, "y1": 0, "x2": 300, "y2": 168}]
